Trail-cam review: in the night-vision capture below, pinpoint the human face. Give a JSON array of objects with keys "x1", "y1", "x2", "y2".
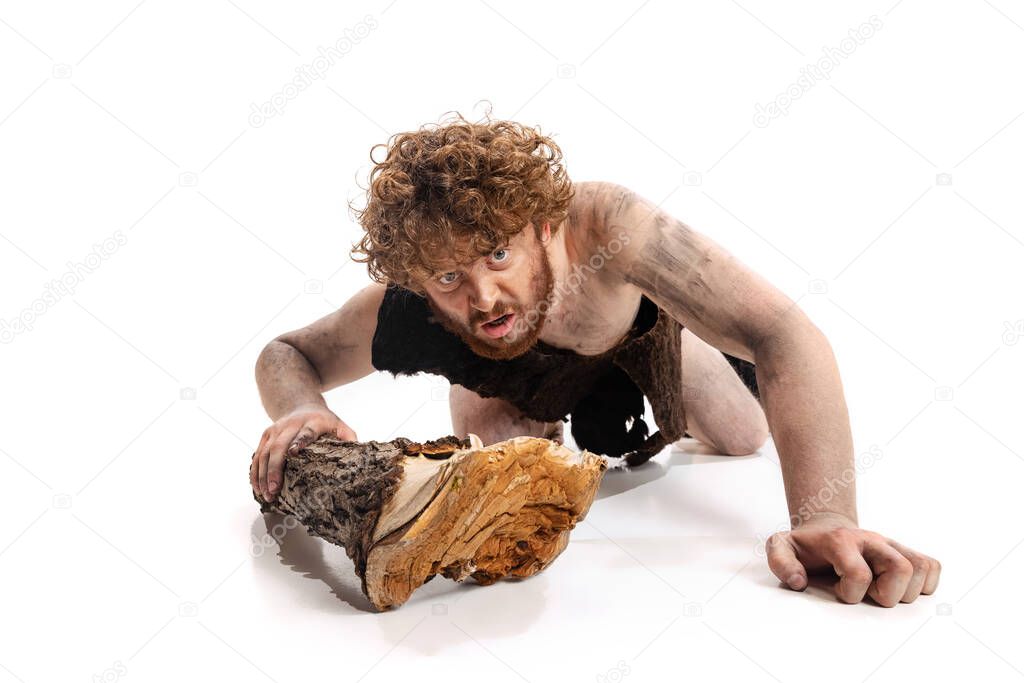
[{"x1": 422, "y1": 225, "x2": 555, "y2": 360}]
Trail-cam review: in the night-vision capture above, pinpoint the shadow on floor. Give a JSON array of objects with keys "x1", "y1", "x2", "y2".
[
  {"x1": 595, "y1": 437, "x2": 766, "y2": 501},
  {"x1": 250, "y1": 513, "x2": 377, "y2": 613}
]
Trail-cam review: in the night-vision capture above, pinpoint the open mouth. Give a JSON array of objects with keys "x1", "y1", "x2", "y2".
[{"x1": 480, "y1": 312, "x2": 516, "y2": 338}]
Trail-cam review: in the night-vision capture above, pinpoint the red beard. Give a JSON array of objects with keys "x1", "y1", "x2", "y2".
[{"x1": 426, "y1": 248, "x2": 555, "y2": 360}]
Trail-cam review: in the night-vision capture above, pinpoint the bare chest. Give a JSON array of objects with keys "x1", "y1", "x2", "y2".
[
  {"x1": 532, "y1": 180, "x2": 650, "y2": 356},
  {"x1": 535, "y1": 277, "x2": 642, "y2": 356}
]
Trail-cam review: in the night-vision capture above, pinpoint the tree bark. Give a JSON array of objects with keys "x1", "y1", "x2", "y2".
[{"x1": 254, "y1": 433, "x2": 607, "y2": 611}]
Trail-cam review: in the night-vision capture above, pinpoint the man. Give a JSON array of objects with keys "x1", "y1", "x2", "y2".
[{"x1": 250, "y1": 113, "x2": 941, "y2": 607}]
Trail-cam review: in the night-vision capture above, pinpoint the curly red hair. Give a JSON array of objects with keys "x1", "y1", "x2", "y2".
[{"x1": 349, "y1": 110, "x2": 574, "y2": 294}]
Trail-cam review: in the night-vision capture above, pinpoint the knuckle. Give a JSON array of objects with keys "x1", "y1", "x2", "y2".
[
  {"x1": 846, "y1": 569, "x2": 873, "y2": 586},
  {"x1": 864, "y1": 530, "x2": 887, "y2": 545},
  {"x1": 294, "y1": 428, "x2": 317, "y2": 447},
  {"x1": 269, "y1": 436, "x2": 292, "y2": 458},
  {"x1": 910, "y1": 556, "x2": 931, "y2": 574},
  {"x1": 824, "y1": 527, "x2": 851, "y2": 550},
  {"x1": 892, "y1": 556, "x2": 915, "y2": 577}
]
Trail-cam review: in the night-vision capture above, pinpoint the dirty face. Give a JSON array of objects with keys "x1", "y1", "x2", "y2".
[{"x1": 421, "y1": 223, "x2": 555, "y2": 360}]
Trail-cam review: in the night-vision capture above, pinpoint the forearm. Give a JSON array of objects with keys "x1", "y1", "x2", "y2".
[
  {"x1": 255, "y1": 340, "x2": 327, "y2": 420},
  {"x1": 755, "y1": 321, "x2": 858, "y2": 527}
]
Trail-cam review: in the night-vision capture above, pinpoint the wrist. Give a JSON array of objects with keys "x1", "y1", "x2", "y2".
[
  {"x1": 291, "y1": 399, "x2": 330, "y2": 414},
  {"x1": 796, "y1": 510, "x2": 858, "y2": 530}
]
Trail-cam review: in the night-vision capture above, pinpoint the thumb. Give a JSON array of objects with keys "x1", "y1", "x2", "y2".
[{"x1": 765, "y1": 532, "x2": 808, "y2": 590}]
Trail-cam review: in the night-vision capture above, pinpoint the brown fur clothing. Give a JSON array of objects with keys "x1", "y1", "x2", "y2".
[{"x1": 371, "y1": 285, "x2": 758, "y2": 467}]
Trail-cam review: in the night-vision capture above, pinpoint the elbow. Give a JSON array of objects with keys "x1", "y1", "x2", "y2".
[
  {"x1": 254, "y1": 338, "x2": 297, "y2": 381},
  {"x1": 255, "y1": 338, "x2": 282, "y2": 370},
  {"x1": 752, "y1": 308, "x2": 826, "y2": 360}
]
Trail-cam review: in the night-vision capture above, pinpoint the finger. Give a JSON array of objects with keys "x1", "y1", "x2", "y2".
[
  {"x1": 885, "y1": 539, "x2": 932, "y2": 603},
  {"x1": 251, "y1": 429, "x2": 271, "y2": 495},
  {"x1": 258, "y1": 427, "x2": 287, "y2": 501},
  {"x1": 249, "y1": 451, "x2": 259, "y2": 495},
  {"x1": 266, "y1": 429, "x2": 300, "y2": 499},
  {"x1": 765, "y1": 532, "x2": 807, "y2": 590},
  {"x1": 257, "y1": 443, "x2": 269, "y2": 501},
  {"x1": 335, "y1": 422, "x2": 357, "y2": 441},
  {"x1": 255, "y1": 428, "x2": 278, "y2": 499},
  {"x1": 862, "y1": 535, "x2": 915, "y2": 607},
  {"x1": 288, "y1": 425, "x2": 317, "y2": 455},
  {"x1": 922, "y1": 556, "x2": 941, "y2": 595},
  {"x1": 889, "y1": 540, "x2": 941, "y2": 595},
  {"x1": 819, "y1": 528, "x2": 874, "y2": 604}
]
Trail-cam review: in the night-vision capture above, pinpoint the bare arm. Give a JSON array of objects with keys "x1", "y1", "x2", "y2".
[
  {"x1": 600, "y1": 183, "x2": 855, "y2": 520},
  {"x1": 600, "y1": 182, "x2": 939, "y2": 606},
  {"x1": 256, "y1": 281, "x2": 385, "y2": 419},
  {"x1": 251, "y1": 281, "x2": 386, "y2": 501},
  {"x1": 254, "y1": 342, "x2": 329, "y2": 421}
]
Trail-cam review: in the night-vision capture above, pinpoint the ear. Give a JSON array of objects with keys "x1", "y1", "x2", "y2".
[{"x1": 539, "y1": 221, "x2": 551, "y2": 244}]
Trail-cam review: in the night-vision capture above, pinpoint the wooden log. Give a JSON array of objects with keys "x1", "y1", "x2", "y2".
[{"x1": 254, "y1": 433, "x2": 607, "y2": 611}]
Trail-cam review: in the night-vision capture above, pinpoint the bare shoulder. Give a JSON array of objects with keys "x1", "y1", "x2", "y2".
[
  {"x1": 583, "y1": 181, "x2": 809, "y2": 361},
  {"x1": 565, "y1": 180, "x2": 636, "y2": 233},
  {"x1": 561, "y1": 181, "x2": 643, "y2": 277},
  {"x1": 565, "y1": 180, "x2": 657, "y2": 247}
]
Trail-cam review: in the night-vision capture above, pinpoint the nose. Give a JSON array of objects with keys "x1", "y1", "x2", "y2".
[{"x1": 467, "y1": 271, "x2": 500, "y2": 314}]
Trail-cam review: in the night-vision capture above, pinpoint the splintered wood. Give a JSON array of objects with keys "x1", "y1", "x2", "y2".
[{"x1": 254, "y1": 434, "x2": 607, "y2": 611}]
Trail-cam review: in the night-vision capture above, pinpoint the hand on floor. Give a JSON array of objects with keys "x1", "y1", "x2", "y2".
[{"x1": 764, "y1": 512, "x2": 941, "y2": 606}]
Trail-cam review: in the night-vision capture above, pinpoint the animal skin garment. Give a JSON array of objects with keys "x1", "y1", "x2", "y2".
[{"x1": 371, "y1": 284, "x2": 758, "y2": 466}]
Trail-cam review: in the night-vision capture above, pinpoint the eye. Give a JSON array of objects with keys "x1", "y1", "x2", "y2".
[
  {"x1": 491, "y1": 248, "x2": 509, "y2": 262},
  {"x1": 438, "y1": 271, "x2": 459, "y2": 285}
]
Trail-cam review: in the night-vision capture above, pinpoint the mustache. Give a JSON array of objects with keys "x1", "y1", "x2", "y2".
[{"x1": 469, "y1": 303, "x2": 516, "y2": 327}]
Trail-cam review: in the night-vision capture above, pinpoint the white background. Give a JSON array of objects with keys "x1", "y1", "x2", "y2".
[{"x1": 2, "y1": 1, "x2": 1023, "y2": 681}]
